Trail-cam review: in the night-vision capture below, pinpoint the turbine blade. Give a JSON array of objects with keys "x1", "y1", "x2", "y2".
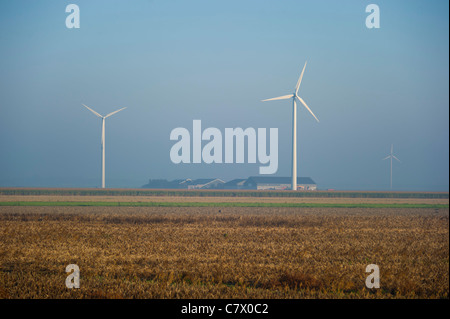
[
  {"x1": 382, "y1": 155, "x2": 391, "y2": 160},
  {"x1": 105, "y1": 107, "x2": 127, "y2": 118},
  {"x1": 297, "y1": 96, "x2": 319, "y2": 122},
  {"x1": 393, "y1": 155, "x2": 401, "y2": 163},
  {"x1": 261, "y1": 94, "x2": 294, "y2": 102},
  {"x1": 82, "y1": 104, "x2": 103, "y2": 118},
  {"x1": 295, "y1": 61, "x2": 307, "y2": 95}
]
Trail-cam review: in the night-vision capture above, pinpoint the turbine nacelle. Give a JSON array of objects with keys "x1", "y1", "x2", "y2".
[
  {"x1": 82, "y1": 104, "x2": 127, "y2": 119},
  {"x1": 261, "y1": 62, "x2": 319, "y2": 123},
  {"x1": 382, "y1": 144, "x2": 401, "y2": 163}
]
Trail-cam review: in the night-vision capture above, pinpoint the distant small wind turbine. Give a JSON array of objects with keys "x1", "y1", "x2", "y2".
[
  {"x1": 382, "y1": 144, "x2": 401, "y2": 190},
  {"x1": 82, "y1": 104, "x2": 126, "y2": 188},
  {"x1": 261, "y1": 61, "x2": 319, "y2": 190}
]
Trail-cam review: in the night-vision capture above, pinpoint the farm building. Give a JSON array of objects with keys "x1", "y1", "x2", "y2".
[
  {"x1": 142, "y1": 178, "x2": 225, "y2": 189},
  {"x1": 244, "y1": 176, "x2": 317, "y2": 190},
  {"x1": 186, "y1": 178, "x2": 225, "y2": 189},
  {"x1": 222, "y1": 178, "x2": 247, "y2": 190},
  {"x1": 142, "y1": 176, "x2": 316, "y2": 190}
]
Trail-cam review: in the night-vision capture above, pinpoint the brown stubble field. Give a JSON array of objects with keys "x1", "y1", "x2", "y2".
[
  {"x1": 0, "y1": 194, "x2": 448, "y2": 205},
  {"x1": 0, "y1": 203, "x2": 448, "y2": 299}
]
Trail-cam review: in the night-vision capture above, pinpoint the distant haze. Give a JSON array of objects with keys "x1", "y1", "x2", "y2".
[{"x1": 0, "y1": 0, "x2": 448, "y2": 191}]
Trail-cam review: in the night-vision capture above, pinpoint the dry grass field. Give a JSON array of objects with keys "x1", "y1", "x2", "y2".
[
  {"x1": 0, "y1": 194, "x2": 448, "y2": 205},
  {"x1": 0, "y1": 201, "x2": 448, "y2": 299}
]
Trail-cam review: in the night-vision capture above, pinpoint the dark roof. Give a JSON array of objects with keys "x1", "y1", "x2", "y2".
[
  {"x1": 191, "y1": 178, "x2": 220, "y2": 185},
  {"x1": 246, "y1": 176, "x2": 316, "y2": 185},
  {"x1": 224, "y1": 179, "x2": 247, "y2": 186},
  {"x1": 172, "y1": 179, "x2": 193, "y2": 184}
]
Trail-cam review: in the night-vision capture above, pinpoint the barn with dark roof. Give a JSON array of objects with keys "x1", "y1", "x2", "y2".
[{"x1": 244, "y1": 176, "x2": 317, "y2": 190}]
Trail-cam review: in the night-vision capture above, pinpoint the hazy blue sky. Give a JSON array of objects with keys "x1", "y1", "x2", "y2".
[{"x1": 0, "y1": 0, "x2": 448, "y2": 191}]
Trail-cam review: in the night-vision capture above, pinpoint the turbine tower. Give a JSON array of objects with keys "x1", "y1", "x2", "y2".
[
  {"x1": 262, "y1": 61, "x2": 319, "y2": 190},
  {"x1": 82, "y1": 104, "x2": 126, "y2": 188},
  {"x1": 382, "y1": 144, "x2": 401, "y2": 190}
]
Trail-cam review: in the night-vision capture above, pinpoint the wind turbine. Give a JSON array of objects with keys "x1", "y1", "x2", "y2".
[
  {"x1": 261, "y1": 61, "x2": 319, "y2": 190},
  {"x1": 382, "y1": 144, "x2": 401, "y2": 190},
  {"x1": 82, "y1": 104, "x2": 126, "y2": 188}
]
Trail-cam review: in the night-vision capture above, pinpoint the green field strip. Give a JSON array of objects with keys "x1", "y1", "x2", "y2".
[
  {"x1": 0, "y1": 189, "x2": 448, "y2": 199},
  {"x1": 0, "y1": 201, "x2": 448, "y2": 209}
]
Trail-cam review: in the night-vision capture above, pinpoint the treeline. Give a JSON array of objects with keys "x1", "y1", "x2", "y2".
[{"x1": 0, "y1": 188, "x2": 448, "y2": 199}]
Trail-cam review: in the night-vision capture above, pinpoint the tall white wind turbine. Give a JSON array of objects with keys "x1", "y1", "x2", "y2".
[
  {"x1": 262, "y1": 61, "x2": 319, "y2": 190},
  {"x1": 382, "y1": 144, "x2": 401, "y2": 190},
  {"x1": 82, "y1": 104, "x2": 126, "y2": 188}
]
